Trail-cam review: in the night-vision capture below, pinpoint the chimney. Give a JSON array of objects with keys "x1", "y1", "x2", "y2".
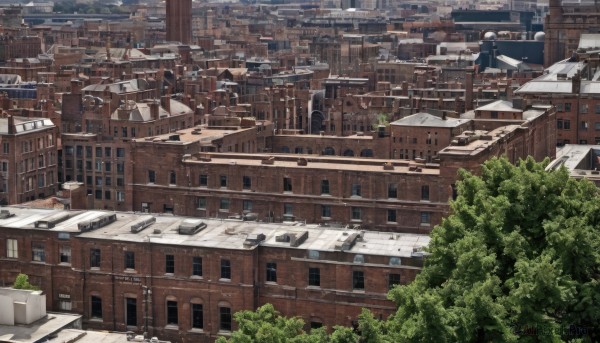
[
  {"x1": 161, "y1": 95, "x2": 171, "y2": 114},
  {"x1": 150, "y1": 100, "x2": 159, "y2": 121},
  {"x1": 71, "y1": 80, "x2": 82, "y2": 94},
  {"x1": 572, "y1": 72, "x2": 581, "y2": 94},
  {"x1": 7, "y1": 115, "x2": 14, "y2": 134},
  {"x1": 465, "y1": 68, "x2": 474, "y2": 111},
  {"x1": 401, "y1": 81, "x2": 408, "y2": 96},
  {"x1": 442, "y1": 112, "x2": 447, "y2": 120}
]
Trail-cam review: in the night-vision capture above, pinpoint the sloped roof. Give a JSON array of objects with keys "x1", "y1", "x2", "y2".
[{"x1": 391, "y1": 112, "x2": 470, "y2": 128}]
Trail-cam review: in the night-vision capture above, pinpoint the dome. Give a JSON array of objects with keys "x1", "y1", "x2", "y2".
[
  {"x1": 483, "y1": 32, "x2": 497, "y2": 41},
  {"x1": 534, "y1": 31, "x2": 546, "y2": 41}
]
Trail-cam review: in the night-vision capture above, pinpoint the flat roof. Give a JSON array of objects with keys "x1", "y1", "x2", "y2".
[{"x1": 0, "y1": 312, "x2": 81, "y2": 343}]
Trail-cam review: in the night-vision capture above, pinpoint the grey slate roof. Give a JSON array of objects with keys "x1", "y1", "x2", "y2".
[{"x1": 391, "y1": 112, "x2": 470, "y2": 128}]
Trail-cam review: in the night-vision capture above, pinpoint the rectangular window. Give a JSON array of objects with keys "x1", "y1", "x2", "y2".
[
  {"x1": 321, "y1": 205, "x2": 331, "y2": 218},
  {"x1": 266, "y1": 262, "x2": 277, "y2": 282},
  {"x1": 581, "y1": 103, "x2": 589, "y2": 113},
  {"x1": 221, "y1": 259, "x2": 231, "y2": 279},
  {"x1": 59, "y1": 245, "x2": 71, "y2": 264},
  {"x1": 352, "y1": 271, "x2": 365, "y2": 290},
  {"x1": 91, "y1": 296, "x2": 102, "y2": 319},
  {"x1": 421, "y1": 211, "x2": 431, "y2": 225},
  {"x1": 581, "y1": 121, "x2": 588, "y2": 130},
  {"x1": 192, "y1": 304, "x2": 203, "y2": 329},
  {"x1": 117, "y1": 191, "x2": 125, "y2": 202},
  {"x1": 199, "y1": 175, "x2": 208, "y2": 187},
  {"x1": 564, "y1": 120, "x2": 571, "y2": 130},
  {"x1": 321, "y1": 180, "x2": 330, "y2": 194},
  {"x1": 308, "y1": 267, "x2": 320, "y2": 286},
  {"x1": 557, "y1": 119, "x2": 563, "y2": 129},
  {"x1": 219, "y1": 198, "x2": 230, "y2": 211},
  {"x1": 169, "y1": 171, "x2": 176, "y2": 185},
  {"x1": 148, "y1": 170, "x2": 156, "y2": 183},
  {"x1": 166, "y1": 301, "x2": 178, "y2": 325},
  {"x1": 421, "y1": 185, "x2": 430, "y2": 200},
  {"x1": 165, "y1": 254, "x2": 174, "y2": 274},
  {"x1": 284, "y1": 203, "x2": 293, "y2": 215},
  {"x1": 125, "y1": 251, "x2": 135, "y2": 270},
  {"x1": 220, "y1": 175, "x2": 227, "y2": 188},
  {"x1": 242, "y1": 176, "x2": 251, "y2": 190},
  {"x1": 90, "y1": 248, "x2": 101, "y2": 268},
  {"x1": 243, "y1": 200, "x2": 253, "y2": 211},
  {"x1": 351, "y1": 207, "x2": 362, "y2": 220},
  {"x1": 387, "y1": 209, "x2": 397, "y2": 222},
  {"x1": 117, "y1": 148, "x2": 125, "y2": 158},
  {"x1": 389, "y1": 273, "x2": 401, "y2": 289},
  {"x1": 32, "y1": 242, "x2": 45, "y2": 262},
  {"x1": 105, "y1": 147, "x2": 111, "y2": 157},
  {"x1": 126, "y1": 298, "x2": 137, "y2": 326},
  {"x1": 565, "y1": 103, "x2": 571, "y2": 112},
  {"x1": 6, "y1": 238, "x2": 17, "y2": 258},
  {"x1": 197, "y1": 197, "x2": 206, "y2": 209},
  {"x1": 219, "y1": 307, "x2": 232, "y2": 331},
  {"x1": 192, "y1": 257, "x2": 202, "y2": 276},
  {"x1": 2, "y1": 142, "x2": 8, "y2": 154},
  {"x1": 283, "y1": 177, "x2": 292, "y2": 192},
  {"x1": 387, "y1": 183, "x2": 397, "y2": 198},
  {"x1": 59, "y1": 300, "x2": 72, "y2": 311},
  {"x1": 351, "y1": 184, "x2": 361, "y2": 197}
]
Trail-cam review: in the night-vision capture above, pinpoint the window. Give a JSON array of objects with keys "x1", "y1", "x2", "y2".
[
  {"x1": 6, "y1": 238, "x2": 17, "y2": 258},
  {"x1": 581, "y1": 103, "x2": 589, "y2": 113},
  {"x1": 117, "y1": 191, "x2": 125, "y2": 202},
  {"x1": 565, "y1": 103, "x2": 571, "y2": 112},
  {"x1": 266, "y1": 262, "x2": 277, "y2": 282},
  {"x1": 125, "y1": 251, "x2": 135, "y2": 270},
  {"x1": 387, "y1": 183, "x2": 397, "y2": 198},
  {"x1": 220, "y1": 175, "x2": 227, "y2": 188},
  {"x1": 351, "y1": 184, "x2": 361, "y2": 197},
  {"x1": 59, "y1": 245, "x2": 71, "y2": 264},
  {"x1": 117, "y1": 163, "x2": 125, "y2": 174},
  {"x1": 169, "y1": 171, "x2": 176, "y2": 185},
  {"x1": 595, "y1": 122, "x2": 600, "y2": 131},
  {"x1": 148, "y1": 170, "x2": 156, "y2": 183},
  {"x1": 105, "y1": 147, "x2": 111, "y2": 157},
  {"x1": 166, "y1": 301, "x2": 178, "y2": 325},
  {"x1": 321, "y1": 180, "x2": 330, "y2": 194},
  {"x1": 219, "y1": 307, "x2": 232, "y2": 331},
  {"x1": 117, "y1": 148, "x2": 125, "y2": 158},
  {"x1": 165, "y1": 254, "x2": 174, "y2": 274},
  {"x1": 564, "y1": 120, "x2": 571, "y2": 130},
  {"x1": 32, "y1": 242, "x2": 45, "y2": 262},
  {"x1": 192, "y1": 304, "x2": 203, "y2": 329},
  {"x1": 387, "y1": 209, "x2": 397, "y2": 222},
  {"x1": 284, "y1": 203, "x2": 293, "y2": 215},
  {"x1": 421, "y1": 212, "x2": 431, "y2": 225},
  {"x1": 321, "y1": 205, "x2": 331, "y2": 218},
  {"x1": 2, "y1": 142, "x2": 8, "y2": 154},
  {"x1": 90, "y1": 248, "x2": 101, "y2": 268},
  {"x1": 126, "y1": 298, "x2": 137, "y2": 326},
  {"x1": 219, "y1": 198, "x2": 230, "y2": 211},
  {"x1": 389, "y1": 274, "x2": 401, "y2": 289},
  {"x1": 197, "y1": 197, "x2": 206, "y2": 209},
  {"x1": 310, "y1": 321, "x2": 323, "y2": 329},
  {"x1": 352, "y1": 271, "x2": 365, "y2": 290},
  {"x1": 580, "y1": 140, "x2": 588, "y2": 144},
  {"x1": 91, "y1": 296, "x2": 102, "y2": 319},
  {"x1": 95, "y1": 190, "x2": 102, "y2": 200},
  {"x1": 351, "y1": 207, "x2": 362, "y2": 221},
  {"x1": 59, "y1": 300, "x2": 72, "y2": 311},
  {"x1": 557, "y1": 119, "x2": 563, "y2": 129},
  {"x1": 283, "y1": 177, "x2": 292, "y2": 192},
  {"x1": 243, "y1": 200, "x2": 253, "y2": 211},
  {"x1": 192, "y1": 257, "x2": 202, "y2": 276},
  {"x1": 421, "y1": 185, "x2": 430, "y2": 200},
  {"x1": 581, "y1": 121, "x2": 588, "y2": 130},
  {"x1": 242, "y1": 176, "x2": 251, "y2": 190},
  {"x1": 199, "y1": 175, "x2": 208, "y2": 187},
  {"x1": 104, "y1": 162, "x2": 111, "y2": 173},
  {"x1": 221, "y1": 259, "x2": 231, "y2": 279},
  {"x1": 556, "y1": 103, "x2": 563, "y2": 112},
  {"x1": 595, "y1": 104, "x2": 600, "y2": 114},
  {"x1": 308, "y1": 267, "x2": 320, "y2": 286}
]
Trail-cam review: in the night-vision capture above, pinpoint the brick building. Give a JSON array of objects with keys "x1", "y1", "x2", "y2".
[
  {"x1": 0, "y1": 207, "x2": 429, "y2": 343},
  {"x1": 166, "y1": 0, "x2": 192, "y2": 44}
]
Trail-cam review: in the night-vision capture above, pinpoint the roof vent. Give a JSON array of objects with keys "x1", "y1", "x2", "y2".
[
  {"x1": 334, "y1": 232, "x2": 359, "y2": 251},
  {"x1": 297, "y1": 158, "x2": 308, "y2": 166},
  {"x1": 243, "y1": 233, "x2": 266, "y2": 247},
  {"x1": 275, "y1": 231, "x2": 309, "y2": 247},
  {"x1": 35, "y1": 212, "x2": 70, "y2": 229},
  {"x1": 383, "y1": 162, "x2": 394, "y2": 170},
  {"x1": 0, "y1": 209, "x2": 14, "y2": 219},
  {"x1": 178, "y1": 219, "x2": 207, "y2": 235},
  {"x1": 78, "y1": 213, "x2": 117, "y2": 232},
  {"x1": 261, "y1": 156, "x2": 275, "y2": 165},
  {"x1": 130, "y1": 216, "x2": 156, "y2": 233},
  {"x1": 242, "y1": 212, "x2": 259, "y2": 221}
]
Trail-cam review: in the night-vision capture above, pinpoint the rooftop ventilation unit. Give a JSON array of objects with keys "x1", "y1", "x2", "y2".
[
  {"x1": 130, "y1": 216, "x2": 157, "y2": 233},
  {"x1": 0, "y1": 209, "x2": 15, "y2": 219},
  {"x1": 334, "y1": 232, "x2": 359, "y2": 251},
  {"x1": 178, "y1": 219, "x2": 207, "y2": 235},
  {"x1": 275, "y1": 231, "x2": 309, "y2": 247},
  {"x1": 35, "y1": 212, "x2": 70, "y2": 229},
  {"x1": 78, "y1": 213, "x2": 117, "y2": 232},
  {"x1": 243, "y1": 233, "x2": 266, "y2": 247}
]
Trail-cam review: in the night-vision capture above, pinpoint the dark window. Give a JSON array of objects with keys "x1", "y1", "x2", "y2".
[
  {"x1": 388, "y1": 274, "x2": 401, "y2": 290},
  {"x1": 166, "y1": 301, "x2": 178, "y2": 325},
  {"x1": 32, "y1": 242, "x2": 45, "y2": 262},
  {"x1": 308, "y1": 267, "x2": 320, "y2": 286},
  {"x1": 353, "y1": 271, "x2": 365, "y2": 290},
  {"x1": 242, "y1": 176, "x2": 251, "y2": 190},
  {"x1": 421, "y1": 212, "x2": 431, "y2": 224},
  {"x1": 126, "y1": 298, "x2": 137, "y2": 326},
  {"x1": 169, "y1": 171, "x2": 176, "y2": 185},
  {"x1": 564, "y1": 120, "x2": 571, "y2": 130},
  {"x1": 387, "y1": 183, "x2": 397, "y2": 198},
  {"x1": 220, "y1": 175, "x2": 227, "y2": 188},
  {"x1": 192, "y1": 304, "x2": 203, "y2": 329},
  {"x1": 321, "y1": 180, "x2": 330, "y2": 194},
  {"x1": 491, "y1": 111, "x2": 498, "y2": 119},
  {"x1": 321, "y1": 205, "x2": 331, "y2": 218},
  {"x1": 421, "y1": 185, "x2": 430, "y2": 200},
  {"x1": 59, "y1": 245, "x2": 71, "y2": 263},
  {"x1": 125, "y1": 251, "x2": 135, "y2": 269},
  {"x1": 565, "y1": 103, "x2": 572, "y2": 112},
  {"x1": 266, "y1": 262, "x2": 277, "y2": 282},
  {"x1": 117, "y1": 148, "x2": 125, "y2": 158},
  {"x1": 351, "y1": 184, "x2": 361, "y2": 197},
  {"x1": 351, "y1": 207, "x2": 361, "y2": 220},
  {"x1": 283, "y1": 177, "x2": 292, "y2": 192},
  {"x1": 310, "y1": 321, "x2": 323, "y2": 329},
  {"x1": 95, "y1": 147, "x2": 102, "y2": 157},
  {"x1": 219, "y1": 307, "x2": 232, "y2": 331},
  {"x1": 387, "y1": 209, "x2": 397, "y2": 222},
  {"x1": 557, "y1": 119, "x2": 563, "y2": 129},
  {"x1": 192, "y1": 257, "x2": 202, "y2": 276},
  {"x1": 197, "y1": 197, "x2": 206, "y2": 209},
  {"x1": 91, "y1": 295, "x2": 102, "y2": 319},
  {"x1": 199, "y1": 175, "x2": 208, "y2": 187},
  {"x1": 148, "y1": 170, "x2": 156, "y2": 183},
  {"x1": 221, "y1": 259, "x2": 231, "y2": 279},
  {"x1": 219, "y1": 198, "x2": 230, "y2": 210},
  {"x1": 166, "y1": 254, "x2": 174, "y2": 273},
  {"x1": 90, "y1": 248, "x2": 101, "y2": 268}
]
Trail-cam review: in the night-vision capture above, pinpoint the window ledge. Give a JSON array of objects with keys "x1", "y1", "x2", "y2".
[
  {"x1": 90, "y1": 267, "x2": 100, "y2": 271},
  {"x1": 352, "y1": 289, "x2": 365, "y2": 293},
  {"x1": 320, "y1": 194, "x2": 331, "y2": 197},
  {"x1": 386, "y1": 221, "x2": 397, "y2": 224},
  {"x1": 189, "y1": 328, "x2": 204, "y2": 333},
  {"x1": 321, "y1": 217, "x2": 331, "y2": 220},
  {"x1": 265, "y1": 281, "x2": 278, "y2": 285},
  {"x1": 420, "y1": 223, "x2": 431, "y2": 227},
  {"x1": 89, "y1": 318, "x2": 103, "y2": 322},
  {"x1": 190, "y1": 275, "x2": 203, "y2": 280},
  {"x1": 196, "y1": 208, "x2": 206, "y2": 211},
  {"x1": 164, "y1": 273, "x2": 175, "y2": 277},
  {"x1": 124, "y1": 269, "x2": 137, "y2": 274},
  {"x1": 306, "y1": 285, "x2": 321, "y2": 290},
  {"x1": 218, "y1": 330, "x2": 232, "y2": 336},
  {"x1": 350, "y1": 219, "x2": 362, "y2": 223},
  {"x1": 165, "y1": 324, "x2": 179, "y2": 330},
  {"x1": 58, "y1": 262, "x2": 72, "y2": 266}
]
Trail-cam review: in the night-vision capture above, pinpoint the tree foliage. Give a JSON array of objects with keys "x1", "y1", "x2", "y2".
[
  {"x1": 13, "y1": 273, "x2": 38, "y2": 290},
  {"x1": 222, "y1": 157, "x2": 600, "y2": 342}
]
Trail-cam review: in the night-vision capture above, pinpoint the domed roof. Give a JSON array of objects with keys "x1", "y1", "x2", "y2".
[
  {"x1": 483, "y1": 32, "x2": 497, "y2": 41},
  {"x1": 534, "y1": 31, "x2": 545, "y2": 41}
]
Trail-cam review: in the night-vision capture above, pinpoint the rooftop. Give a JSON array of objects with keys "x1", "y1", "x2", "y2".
[{"x1": 390, "y1": 112, "x2": 471, "y2": 128}]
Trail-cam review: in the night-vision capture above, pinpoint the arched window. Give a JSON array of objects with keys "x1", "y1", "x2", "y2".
[
  {"x1": 322, "y1": 147, "x2": 335, "y2": 155},
  {"x1": 280, "y1": 146, "x2": 290, "y2": 153},
  {"x1": 343, "y1": 149, "x2": 354, "y2": 156},
  {"x1": 360, "y1": 149, "x2": 374, "y2": 157}
]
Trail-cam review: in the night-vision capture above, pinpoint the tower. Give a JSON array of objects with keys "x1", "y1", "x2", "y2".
[{"x1": 166, "y1": 0, "x2": 192, "y2": 44}]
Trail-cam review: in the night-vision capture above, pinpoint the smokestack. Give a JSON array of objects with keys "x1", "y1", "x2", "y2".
[
  {"x1": 150, "y1": 100, "x2": 159, "y2": 120},
  {"x1": 465, "y1": 68, "x2": 474, "y2": 111},
  {"x1": 161, "y1": 95, "x2": 171, "y2": 114}
]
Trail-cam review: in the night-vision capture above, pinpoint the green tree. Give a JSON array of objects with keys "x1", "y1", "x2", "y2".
[
  {"x1": 13, "y1": 273, "x2": 38, "y2": 290},
  {"x1": 388, "y1": 156, "x2": 600, "y2": 342}
]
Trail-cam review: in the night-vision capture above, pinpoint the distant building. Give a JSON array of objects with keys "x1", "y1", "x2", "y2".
[{"x1": 166, "y1": 0, "x2": 192, "y2": 44}]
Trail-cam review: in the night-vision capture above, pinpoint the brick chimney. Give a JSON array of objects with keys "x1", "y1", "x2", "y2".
[
  {"x1": 161, "y1": 95, "x2": 171, "y2": 114},
  {"x1": 465, "y1": 68, "x2": 474, "y2": 111},
  {"x1": 150, "y1": 100, "x2": 160, "y2": 121},
  {"x1": 7, "y1": 115, "x2": 14, "y2": 134}
]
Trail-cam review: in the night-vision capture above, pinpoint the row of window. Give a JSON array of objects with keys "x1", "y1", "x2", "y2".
[
  {"x1": 20, "y1": 135, "x2": 55, "y2": 153},
  {"x1": 89, "y1": 295, "x2": 232, "y2": 331},
  {"x1": 64, "y1": 160, "x2": 125, "y2": 174},
  {"x1": 64, "y1": 146, "x2": 125, "y2": 159}
]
